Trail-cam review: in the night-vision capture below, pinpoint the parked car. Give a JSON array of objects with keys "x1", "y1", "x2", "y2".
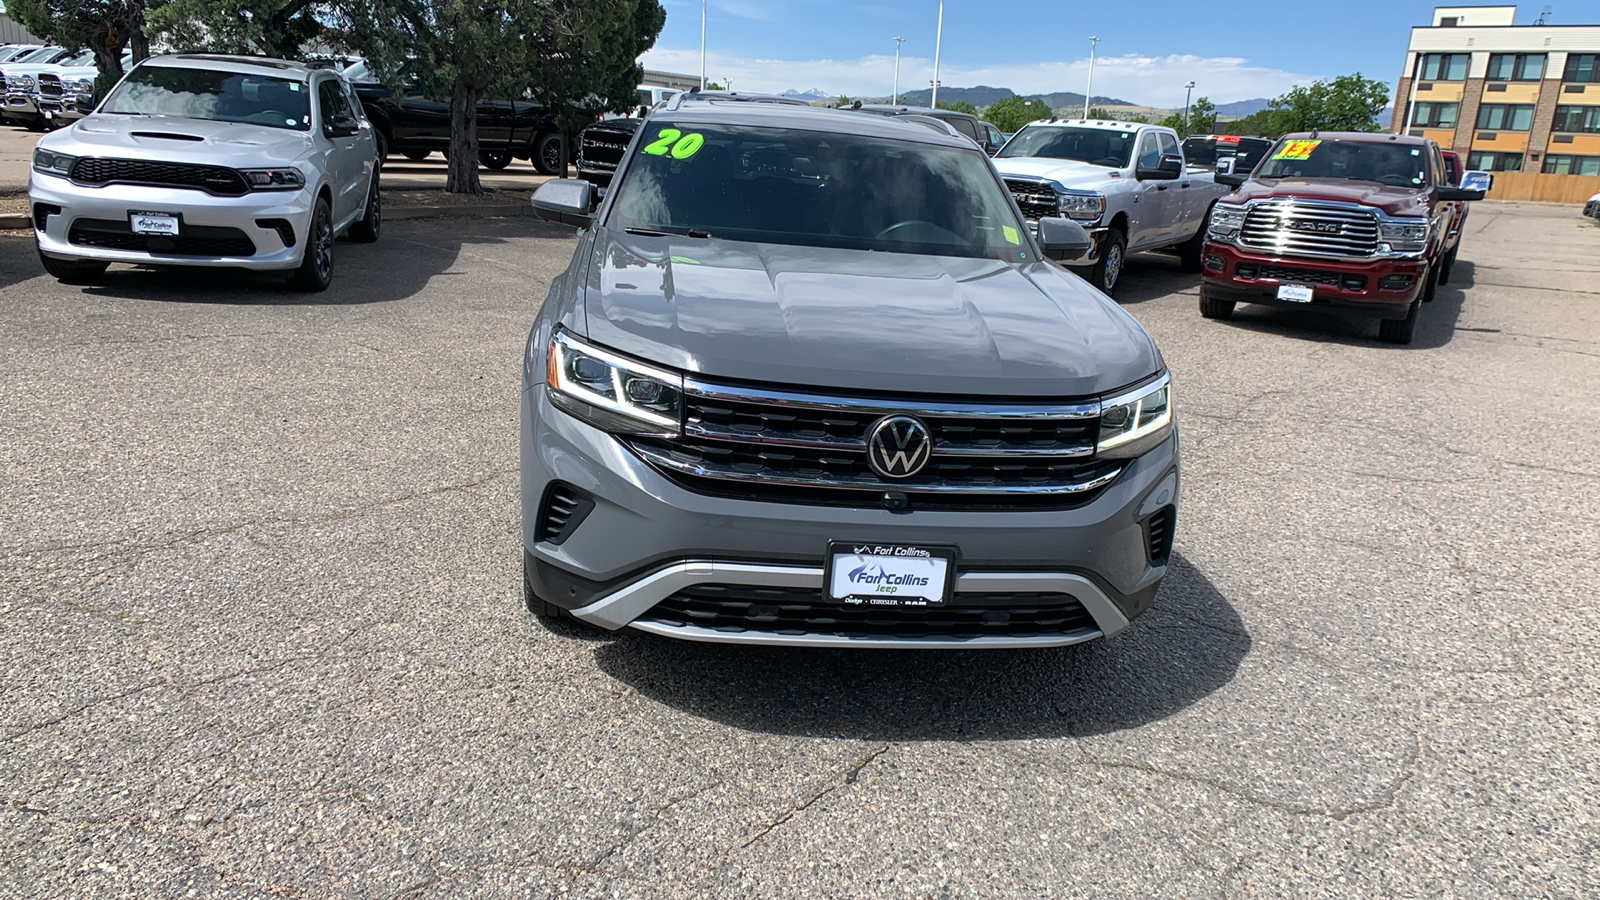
[
  {"x1": 2, "y1": 46, "x2": 77, "y2": 129},
  {"x1": 519, "y1": 96, "x2": 1177, "y2": 649},
  {"x1": 30, "y1": 53, "x2": 381, "y2": 291},
  {"x1": 850, "y1": 104, "x2": 1006, "y2": 155},
  {"x1": 1201, "y1": 132, "x2": 1483, "y2": 344},
  {"x1": 575, "y1": 116, "x2": 640, "y2": 187},
  {"x1": 0, "y1": 45, "x2": 46, "y2": 64},
  {"x1": 1585, "y1": 191, "x2": 1600, "y2": 221},
  {"x1": 992, "y1": 118, "x2": 1232, "y2": 294},
  {"x1": 1182, "y1": 134, "x2": 1272, "y2": 176},
  {"x1": 341, "y1": 59, "x2": 565, "y2": 173}
]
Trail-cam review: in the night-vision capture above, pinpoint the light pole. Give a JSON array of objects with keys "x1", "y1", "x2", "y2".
[
  {"x1": 1183, "y1": 80, "x2": 1196, "y2": 132},
  {"x1": 893, "y1": 36, "x2": 905, "y2": 105},
  {"x1": 699, "y1": 0, "x2": 707, "y2": 90},
  {"x1": 1083, "y1": 36, "x2": 1099, "y2": 118},
  {"x1": 931, "y1": 0, "x2": 944, "y2": 108}
]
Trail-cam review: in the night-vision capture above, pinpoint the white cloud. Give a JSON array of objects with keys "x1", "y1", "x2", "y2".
[{"x1": 641, "y1": 47, "x2": 1325, "y2": 108}]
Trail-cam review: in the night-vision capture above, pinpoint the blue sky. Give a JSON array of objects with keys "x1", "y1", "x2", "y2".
[{"x1": 643, "y1": 1, "x2": 1600, "y2": 107}]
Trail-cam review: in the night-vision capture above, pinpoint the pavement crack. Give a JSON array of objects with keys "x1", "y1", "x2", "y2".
[{"x1": 735, "y1": 744, "x2": 890, "y2": 853}]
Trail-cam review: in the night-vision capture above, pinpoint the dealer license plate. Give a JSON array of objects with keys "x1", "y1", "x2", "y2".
[
  {"x1": 825, "y1": 542, "x2": 956, "y2": 608},
  {"x1": 1276, "y1": 284, "x2": 1314, "y2": 303},
  {"x1": 129, "y1": 212, "x2": 180, "y2": 236}
]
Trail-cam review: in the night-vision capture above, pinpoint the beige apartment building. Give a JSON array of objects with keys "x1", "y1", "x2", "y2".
[{"x1": 1392, "y1": 5, "x2": 1600, "y2": 199}]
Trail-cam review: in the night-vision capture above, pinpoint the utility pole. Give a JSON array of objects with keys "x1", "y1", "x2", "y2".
[
  {"x1": 1083, "y1": 36, "x2": 1099, "y2": 118},
  {"x1": 700, "y1": 0, "x2": 707, "y2": 90},
  {"x1": 893, "y1": 36, "x2": 905, "y2": 105},
  {"x1": 1184, "y1": 80, "x2": 1196, "y2": 132},
  {"x1": 931, "y1": 0, "x2": 944, "y2": 108}
]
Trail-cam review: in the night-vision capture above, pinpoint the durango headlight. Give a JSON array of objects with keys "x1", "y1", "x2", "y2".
[
  {"x1": 240, "y1": 168, "x2": 306, "y2": 190},
  {"x1": 1208, "y1": 203, "x2": 1247, "y2": 240},
  {"x1": 1097, "y1": 374, "x2": 1173, "y2": 459},
  {"x1": 31, "y1": 148, "x2": 76, "y2": 177},
  {"x1": 546, "y1": 329, "x2": 683, "y2": 435},
  {"x1": 1379, "y1": 218, "x2": 1429, "y2": 253},
  {"x1": 1059, "y1": 191, "x2": 1106, "y2": 222}
]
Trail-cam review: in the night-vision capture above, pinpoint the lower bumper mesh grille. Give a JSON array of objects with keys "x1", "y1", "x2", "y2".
[{"x1": 68, "y1": 219, "x2": 257, "y2": 257}]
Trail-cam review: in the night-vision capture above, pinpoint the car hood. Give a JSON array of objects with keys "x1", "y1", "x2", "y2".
[
  {"x1": 578, "y1": 228, "x2": 1159, "y2": 398},
  {"x1": 1231, "y1": 177, "x2": 1432, "y2": 217},
  {"x1": 1, "y1": 63, "x2": 67, "y2": 80},
  {"x1": 992, "y1": 156, "x2": 1124, "y2": 191},
  {"x1": 44, "y1": 115, "x2": 315, "y2": 165}
]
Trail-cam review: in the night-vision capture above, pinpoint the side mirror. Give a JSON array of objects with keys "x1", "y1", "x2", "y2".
[
  {"x1": 326, "y1": 114, "x2": 359, "y2": 138},
  {"x1": 531, "y1": 178, "x2": 596, "y2": 228},
  {"x1": 1215, "y1": 172, "x2": 1248, "y2": 188},
  {"x1": 1437, "y1": 185, "x2": 1486, "y2": 202},
  {"x1": 1036, "y1": 216, "x2": 1092, "y2": 262},
  {"x1": 1136, "y1": 153, "x2": 1183, "y2": 181},
  {"x1": 1459, "y1": 171, "x2": 1494, "y2": 193},
  {"x1": 1215, "y1": 157, "x2": 1236, "y2": 176}
]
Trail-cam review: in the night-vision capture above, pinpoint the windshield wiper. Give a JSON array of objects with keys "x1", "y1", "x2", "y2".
[{"x1": 625, "y1": 227, "x2": 712, "y2": 239}]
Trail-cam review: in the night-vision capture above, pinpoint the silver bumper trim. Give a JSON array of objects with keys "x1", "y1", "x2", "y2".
[{"x1": 566, "y1": 560, "x2": 1132, "y2": 647}]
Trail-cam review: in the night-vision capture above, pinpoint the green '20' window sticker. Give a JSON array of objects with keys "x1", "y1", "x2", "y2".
[{"x1": 643, "y1": 129, "x2": 706, "y2": 159}]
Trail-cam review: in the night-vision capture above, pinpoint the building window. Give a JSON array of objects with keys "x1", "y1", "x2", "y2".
[
  {"x1": 1566, "y1": 54, "x2": 1600, "y2": 84},
  {"x1": 1485, "y1": 54, "x2": 1545, "y2": 81},
  {"x1": 1542, "y1": 154, "x2": 1600, "y2": 175},
  {"x1": 1416, "y1": 53, "x2": 1470, "y2": 82},
  {"x1": 1476, "y1": 104, "x2": 1535, "y2": 131},
  {"x1": 1552, "y1": 106, "x2": 1600, "y2": 134},
  {"x1": 1467, "y1": 151, "x2": 1524, "y2": 172},
  {"x1": 1406, "y1": 101, "x2": 1460, "y2": 128}
]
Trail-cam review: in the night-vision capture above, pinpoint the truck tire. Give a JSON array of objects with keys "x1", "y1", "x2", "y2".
[
  {"x1": 1435, "y1": 247, "x2": 1457, "y2": 288},
  {"x1": 1176, "y1": 208, "x2": 1211, "y2": 274},
  {"x1": 534, "y1": 132, "x2": 564, "y2": 176},
  {"x1": 38, "y1": 252, "x2": 108, "y2": 285},
  {"x1": 1378, "y1": 298, "x2": 1421, "y2": 345},
  {"x1": 1198, "y1": 290, "x2": 1235, "y2": 320},
  {"x1": 374, "y1": 129, "x2": 389, "y2": 166},
  {"x1": 1087, "y1": 228, "x2": 1126, "y2": 295},
  {"x1": 479, "y1": 148, "x2": 513, "y2": 170}
]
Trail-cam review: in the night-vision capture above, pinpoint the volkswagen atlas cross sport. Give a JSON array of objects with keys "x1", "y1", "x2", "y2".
[
  {"x1": 29, "y1": 54, "x2": 380, "y2": 291},
  {"x1": 520, "y1": 96, "x2": 1179, "y2": 649}
]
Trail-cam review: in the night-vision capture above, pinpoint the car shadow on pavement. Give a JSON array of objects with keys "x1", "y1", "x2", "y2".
[
  {"x1": 587, "y1": 553, "x2": 1250, "y2": 741},
  {"x1": 0, "y1": 232, "x2": 43, "y2": 293}
]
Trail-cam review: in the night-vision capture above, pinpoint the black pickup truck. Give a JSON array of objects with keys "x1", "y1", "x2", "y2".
[{"x1": 342, "y1": 60, "x2": 565, "y2": 174}]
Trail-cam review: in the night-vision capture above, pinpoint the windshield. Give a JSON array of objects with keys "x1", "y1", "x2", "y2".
[
  {"x1": 17, "y1": 47, "x2": 64, "y2": 64},
  {"x1": 996, "y1": 125, "x2": 1137, "y2": 168},
  {"x1": 1255, "y1": 139, "x2": 1429, "y2": 187},
  {"x1": 341, "y1": 60, "x2": 372, "y2": 82},
  {"x1": 103, "y1": 65, "x2": 312, "y2": 131},
  {"x1": 609, "y1": 123, "x2": 1032, "y2": 261}
]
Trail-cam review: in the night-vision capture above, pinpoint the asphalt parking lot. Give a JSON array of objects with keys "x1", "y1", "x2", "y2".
[{"x1": 2, "y1": 202, "x2": 1597, "y2": 897}]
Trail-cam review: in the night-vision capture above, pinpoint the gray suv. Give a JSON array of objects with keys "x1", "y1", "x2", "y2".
[{"x1": 521, "y1": 97, "x2": 1178, "y2": 649}]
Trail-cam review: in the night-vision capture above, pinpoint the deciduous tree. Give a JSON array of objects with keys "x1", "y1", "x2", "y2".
[
  {"x1": 146, "y1": 0, "x2": 324, "y2": 60},
  {"x1": 982, "y1": 95, "x2": 1050, "y2": 134},
  {"x1": 8, "y1": 0, "x2": 150, "y2": 93}
]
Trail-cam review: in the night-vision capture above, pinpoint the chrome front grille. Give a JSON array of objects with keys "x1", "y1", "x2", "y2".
[
  {"x1": 577, "y1": 130, "x2": 633, "y2": 173},
  {"x1": 1238, "y1": 199, "x2": 1380, "y2": 259},
  {"x1": 1003, "y1": 178, "x2": 1061, "y2": 220},
  {"x1": 37, "y1": 73, "x2": 61, "y2": 99},
  {"x1": 622, "y1": 379, "x2": 1123, "y2": 510}
]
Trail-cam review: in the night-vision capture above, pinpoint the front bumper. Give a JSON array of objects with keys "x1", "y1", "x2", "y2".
[
  {"x1": 1029, "y1": 217, "x2": 1106, "y2": 268},
  {"x1": 520, "y1": 386, "x2": 1179, "y2": 649},
  {"x1": 1201, "y1": 239, "x2": 1427, "y2": 317},
  {"x1": 3, "y1": 92, "x2": 40, "y2": 121},
  {"x1": 30, "y1": 171, "x2": 314, "y2": 271}
]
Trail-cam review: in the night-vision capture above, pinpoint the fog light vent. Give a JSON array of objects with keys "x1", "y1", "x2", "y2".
[
  {"x1": 1380, "y1": 274, "x2": 1415, "y2": 290},
  {"x1": 1236, "y1": 263, "x2": 1260, "y2": 279},
  {"x1": 255, "y1": 218, "x2": 296, "y2": 248},
  {"x1": 1341, "y1": 274, "x2": 1369, "y2": 291},
  {"x1": 33, "y1": 203, "x2": 61, "y2": 231},
  {"x1": 537, "y1": 482, "x2": 595, "y2": 546},
  {"x1": 1144, "y1": 506, "x2": 1175, "y2": 567},
  {"x1": 1204, "y1": 254, "x2": 1224, "y2": 271}
]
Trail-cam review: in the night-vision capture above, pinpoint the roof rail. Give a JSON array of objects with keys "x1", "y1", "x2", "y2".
[{"x1": 665, "y1": 89, "x2": 812, "y2": 111}]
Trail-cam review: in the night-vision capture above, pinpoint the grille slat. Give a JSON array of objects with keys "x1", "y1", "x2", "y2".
[
  {"x1": 37, "y1": 73, "x2": 62, "y2": 99},
  {"x1": 1238, "y1": 199, "x2": 1381, "y2": 259},
  {"x1": 69, "y1": 157, "x2": 250, "y2": 196},
  {"x1": 1003, "y1": 178, "x2": 1061, "y2": 220},
  {"x1": 643, "y1": 584, "x2": 1098, "y2": 639}
]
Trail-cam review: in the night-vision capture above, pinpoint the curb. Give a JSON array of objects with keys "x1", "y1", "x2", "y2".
[
  {"x1": 387, "y1": 203, "x2": 533, "y2": 221},
  {"x1": 0, "y1": 213, "x2": 29, "y2": 229}
]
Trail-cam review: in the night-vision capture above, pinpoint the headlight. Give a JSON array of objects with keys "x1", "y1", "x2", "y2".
[
  {"x1": 1058, "y1": 191, "x2": 1106, "y2": 222},
  {"x1": 1379, "y1": 218, "x2": 1429, "y2": 253},
  {"x1": 18, "y1": 75, "x2": 35, "y2": 92},
  {"x1": 1208, "y1": 203, "x2": 1247, "y2": 240},
  {"x1": 1098, "y1": 374, "x2": 1172, "y2": 459},
  {"x1": 32, "y1": 148, "x2": 76, "y2": 176},
  {"x1": 74, "y1": 78, "x2": 93, "y2": 92},
  {"x1": 546, "y1": 329, "x2": 683, "y2": 435},
  {"x1": 240, "y1": 168, "x2": 306, "y2": 190}
]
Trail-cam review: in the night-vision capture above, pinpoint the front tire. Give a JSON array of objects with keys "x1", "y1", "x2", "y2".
[
  {"x1": 1176, "y1": 209, "x2": 1211, "y2": 274},
  {"x1": 1086, "y1": 228, "x2": 1126, "y2": 296},
  {"x1": 479, "y1": 147, "x2": 513, "y2": 170},
  {"x1": 38, "y1": 251, "x2": 109, "y2": 285},
  {"x1": 1198, "y1": 290, "x2": 1235, "y2": 320},
  {"x1": 403, "y1": 148, "x2": 430, "y2": 162},
  {"x1": 1378, "y1": 298, "x2": 1421, "y2": 345},
  {"x1": 533, "y1": 132, "x2": 563, "y2": 176},
  {"x1": 1435, "y1": 247, "x2": 1457, "y2": 288},
  {"x1": 286, "y1": 197, "x2": 334, "y2": 292}
]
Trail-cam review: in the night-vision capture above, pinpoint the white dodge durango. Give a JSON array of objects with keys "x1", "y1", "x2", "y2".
[{"x1": 29, "y1": 54, "x2": 380, "y2": 291}]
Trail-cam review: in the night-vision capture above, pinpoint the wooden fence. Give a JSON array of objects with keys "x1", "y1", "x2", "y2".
[{"x1": 1483, "y1": 172, "x2": 1600, "y2": 204}]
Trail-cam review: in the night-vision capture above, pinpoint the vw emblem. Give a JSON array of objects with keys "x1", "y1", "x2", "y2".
[{"x1": 866, "y1": 415, "x2": 933, "y2": 479}]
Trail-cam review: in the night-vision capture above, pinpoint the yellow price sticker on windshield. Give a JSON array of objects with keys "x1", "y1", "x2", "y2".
[
  {"x1": 1272, "y1": 139, "x2": 1321, "y2": 161},
  {"x1": 1002, "y1": 225, "x2": 1020, "y2": 245}
]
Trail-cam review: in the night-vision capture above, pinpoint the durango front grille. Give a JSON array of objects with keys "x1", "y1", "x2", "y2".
[
  {"x1": 68, "y1": 219, "x2": 256, "y2": 257},
  {"x1": 1003, "y1": 178, "x2": 1061, "y2": 220},
  {"x1": 69, "y1": 158, "x2": 251, "y2": 196},
  {"x1": 641, "y1": 584, "x2": 1098, "y2": 639},
  {"x1": 1238, "y1": 199, "x2": 1380, "y2": 259},
  {"x1": 622, "y1": 379, "x2": 1123, "y2": 510}
]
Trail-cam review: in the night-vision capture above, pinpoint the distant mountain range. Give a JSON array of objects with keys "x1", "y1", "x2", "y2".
[
  {"x1": 1214, "y1": 98, "x2": 1270, "y2": 117},
  {"x1": 836, "y1": 84, "x2": 1132, "y2": 111},
  {"x1": 779, "y1": 88, "x2": 833, "y2": 101}
]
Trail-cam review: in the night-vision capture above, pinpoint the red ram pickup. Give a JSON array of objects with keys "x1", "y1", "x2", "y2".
[{"x1": 1199, "y1": 131, "x2": 1483, "y2": 344}]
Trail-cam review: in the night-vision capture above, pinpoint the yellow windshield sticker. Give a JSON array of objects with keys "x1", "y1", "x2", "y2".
[
  {"x1": 1273, "y1": 139, "x2": 1321, "y2": 161},
  {"x1": 643, "y1": 129, "x2": 705, "y2": 159},
  {"x1": 1002, "y1": 225, "x2": 1020, "y2": 245}
]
